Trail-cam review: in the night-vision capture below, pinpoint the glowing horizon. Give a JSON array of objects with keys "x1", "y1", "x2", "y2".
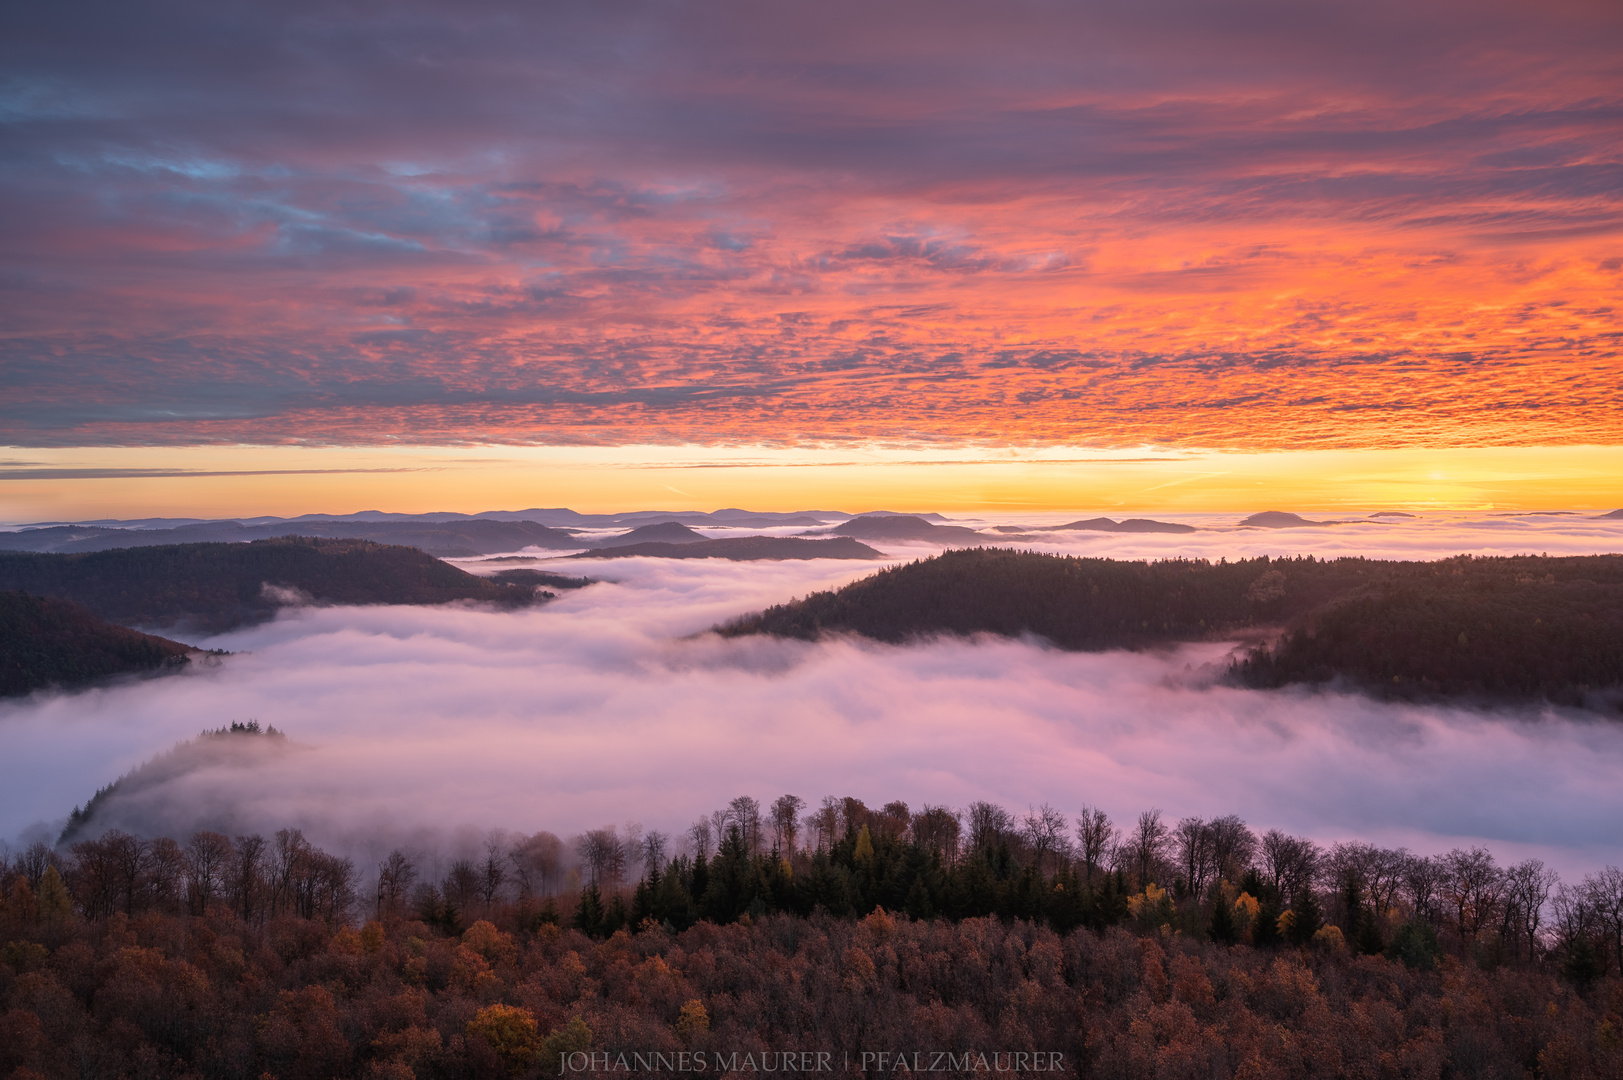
[{"x1": 2, "y1": 443, "x2": 1620, "y2": 523}]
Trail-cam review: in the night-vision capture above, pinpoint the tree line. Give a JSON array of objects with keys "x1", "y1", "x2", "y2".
[
  {"x1": 10, "y1": 794, "x2": 1623, "y2": 987},
  {"x1": 5, "y1": 795, "x2": 1623, "y2": 1079}
]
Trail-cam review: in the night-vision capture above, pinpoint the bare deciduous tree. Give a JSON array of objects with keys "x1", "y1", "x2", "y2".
[
  {"x1": 1260, "y1": 829, "x2": 1318, "y2": 905},
  {"x1": 508, "y1": 831, "x2": 563, "y2": 897},
  {"x1": 642, "y1": 830, "x2": 669, "y2": 875},
  {"x1": 185, "y1": 830, "x2": 233, "y2": 915},
  {"x1": 1402, "y1": 853, "x2": 1445, "y2": 926},
  {"x1": 1076, "y1": 805, "x2": 1117, "y2": 885},
  {"x1": 1501, "y1": 858, "x2": 1558, "y2": 964},
  {"x1": 1442, "y1": 846, "x2": 1502, "y2": 949},
  {"x1": 1022, "y1": 804, "x2": 1071, "y2": 875},
  {"x1": 1174, "y1": 817, "x2": 1214, "y2": 900},
  {"x1": 1206, "y1": 814, "x2": 1257, "y2": 884},
  {"x1": 770, "y1": 795, "x2": 805, "y2": 855},
  {"x1": 728, "y1": 797, "x2": 762, "y2": 854},
  {"x1": 687, "y1": 819, "x2": 713, "y2": 861},
  {"x1": 1583, "y1": 865, "x2": 1623, "y2": 974},
  {"x1": 577, "y1": 827, "x2": 626, "y2": 888},
  {"x1": 231, "y1": 833, "x2": 266, "y2": 923},
  {"x1": 968, "y1": 802, "x2": 1014, "y2": 855},
  {"x1": 1123, "y1": 810, "x2": 1172, "y2": 890},
  {"x1": 913, "y1": 805, "x2": 962, "y2": 865},
  {"x1": 376, "y1": 849, "x2": 417, "y2": 918}
]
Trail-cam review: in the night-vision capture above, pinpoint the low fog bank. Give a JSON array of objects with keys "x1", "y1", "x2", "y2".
[
  {"x1": 4, "y1": 539, "x2": 1621, "y2": 882},
  {"x1": 459, "y1": 510, "x2": 1623, "y2": 571},
  {"x1": 885, "y1": 512, "x2": 1623, "y2": 564}
]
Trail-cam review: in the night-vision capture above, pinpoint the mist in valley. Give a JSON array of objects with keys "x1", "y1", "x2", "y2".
[{"x1": 3, "y1": 513, "x2": 1622, "y2": 882}]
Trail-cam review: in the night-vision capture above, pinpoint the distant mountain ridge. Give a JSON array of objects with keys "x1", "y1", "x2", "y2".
[
  {"x1": 817, "y1": 515, "x2": 986, "y2": 542},
  {"x1": 570, "y1": 536, "x2": 883, "y2": 561}
]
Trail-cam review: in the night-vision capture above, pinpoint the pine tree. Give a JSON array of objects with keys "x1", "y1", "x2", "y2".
[
  {"x1": 1209, "y1": 892, "x2": 1238, "y2": 945},
  {"x1": 573, "y1": 882, "x2": 605, "y2": 938},
  {"x1": 1288, "y1": 887, "x2": 1323, "y2": 947}
]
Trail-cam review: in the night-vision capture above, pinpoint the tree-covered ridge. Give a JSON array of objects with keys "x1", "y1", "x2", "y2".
[
  {"x1": 719, "y1": 549, "x2": 1623, "y2": 705},
  {"x1": 0, "y1": 590, "x2": 194, "y2": 698},
  {"x1": 568, "y1": 536, "x2": 883, "y2": 561},
  {"x1": 59, "y1": 722, "x2": 293, "y2": 845},
  {"x1": 0, "y1": 536, "x2": 542, "y2": 632},
  {"x1": 5, "y1": 790, "x2": 1623, "y2": 1079},
  {"x1": 0, "y1": 518, "x2": 588, "y2": 556}
]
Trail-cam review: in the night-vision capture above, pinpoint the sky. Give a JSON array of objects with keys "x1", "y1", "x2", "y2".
[{"x1": 2, "y1": 0, "x2": 1621, "y2": 515}]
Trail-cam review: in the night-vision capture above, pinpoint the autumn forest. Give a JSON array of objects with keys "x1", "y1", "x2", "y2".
[{"x1": 5, "y1": 782, "x2": 1623, "y2": 1079}]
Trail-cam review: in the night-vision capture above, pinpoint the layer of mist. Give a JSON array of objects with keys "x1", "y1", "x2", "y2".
[{"x1": 3, "y1": 514, "x2": 1621, "y2": 880}]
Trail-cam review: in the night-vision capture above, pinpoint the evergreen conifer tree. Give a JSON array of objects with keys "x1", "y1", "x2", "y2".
[{"x1": 573, "y1": 882, "x2": 605, "y2": 937}]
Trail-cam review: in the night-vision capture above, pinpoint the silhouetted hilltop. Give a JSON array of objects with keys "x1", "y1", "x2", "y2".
[
  {"x1": 721, "y1": 549, "x2": 1623, "y2": 707},
  {"x1": 570, "y1": 536, "x2": 883, "y2": 561},
  {"x1": 486, "y1": 569, "x2": 596, "y2": 589},
  {"x1": 0, "y1": 591, "x2": 195, "y2": 697},
  {"x1": 589, "y1": 521, "x2": 709, "y2": 548},
  {"x1": 1599, "y1": 509, "x2": 1623, "y2": 520},
  {"x1": 823, "y1": 515, "x2": 985, "y2": 542},
  {"x1": 1239, "y1": 511, "x2": 1328, "y2": 527},
  {"x1": 0, "y1": 536, "x2": 540, "y2": 633},
  {"x1": 1051, "y1": 517, "x2": 1196, "y2": 533}
]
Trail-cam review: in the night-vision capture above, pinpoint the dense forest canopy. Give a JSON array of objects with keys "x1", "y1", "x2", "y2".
[
  {"x1": 0, "y1": 537, "x2": 541, "y2": 632},
  {"x1": 0, "y1": 591, "x2": 194, "y2": 697},
  {"x1": 720, "y1": 550, "x2": 1623, "y2": 707},
  {"x1": 5, "y1": 782, "x2": 1622, "y2": 1079}
]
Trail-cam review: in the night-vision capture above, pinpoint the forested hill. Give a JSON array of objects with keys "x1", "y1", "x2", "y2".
[
  {"x1": 0, "y1": 591, "x2": 194, "y2": 697},
  {"x1": 0, "y1": 536, "x2": 538, "y2": 633},
  {"x1": 569, "y1": 536, "x2": 883, "y2": 561},
  {"x1": 719, "y1": 549, "x2": 1623, "y2": 706}
]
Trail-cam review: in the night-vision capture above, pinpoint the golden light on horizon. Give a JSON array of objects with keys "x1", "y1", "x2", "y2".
[{"x1": 3, "y1": 443, "x2": 1618, "y2": 522}]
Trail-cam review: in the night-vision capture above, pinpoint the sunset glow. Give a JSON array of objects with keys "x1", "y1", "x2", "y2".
[{"x1": 3, "y1": 0, "x2": 1620, "y2": 506}]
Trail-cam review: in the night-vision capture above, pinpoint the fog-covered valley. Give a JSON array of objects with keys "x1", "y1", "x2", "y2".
[{"x1": 4, "y1": 509, "x2": 1622, "y2": 881}]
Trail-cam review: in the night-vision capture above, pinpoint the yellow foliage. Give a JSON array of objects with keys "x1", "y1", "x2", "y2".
[
  {"x1": 36, "y1": 867, "x2": 72, "y2": 923},
  {"x1": 6, "y1": 876, "x2": 36, "y2": 923},
  {"x1": 360, "y1": 921, "x2": 387, "y2": 953},
  {"x1": 1127, "y1": 882, "x2": 1172, "y2": 926},
  {"x1": 674, "y1": 999, "x2": 709, "y2": 1045},
  {"x1": 1313, "y1": 925, "x2": 1347, "y2": 953},
  {"x1": 853, "y1": 825, "x2": 875, "y2": 866},
  {"x1": 1234, "y1": 892, "x2": 1261, "y2": 925},
  {"x1": 543, "y1": 1015, "x2": 593, "y2": 1059},
  {"x1": 467, "y1": 1004, "x2": 540, "y2": 1076},
  {"x1": 863, "y1": 906, "x2": 896, "y2": 938},
  {"x1": 1276, "y1": 909, "x2": 1297, "y2": 937},
  {"x1": 331, "y1": 927, "x2": 363, "y2": 955},
  {"x1": 461, "y1": 919, "x2": 518, "y2": 965}
]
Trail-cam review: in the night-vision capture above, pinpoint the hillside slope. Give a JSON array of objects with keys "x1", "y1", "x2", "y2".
[
  {"x1": 0, "y1": 536, "x2": 539, "y2": 632},
  {"x1": 0, "y1": 591, "x2": 194, "y2": 697},
  {"x1": 720, "y1": 549, "x2": 1623, "y2": 706}
]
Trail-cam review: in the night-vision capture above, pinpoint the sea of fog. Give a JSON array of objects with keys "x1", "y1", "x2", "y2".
[{"x1": 3, "y1": 510, "x2": 1622, "y2": 880}]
